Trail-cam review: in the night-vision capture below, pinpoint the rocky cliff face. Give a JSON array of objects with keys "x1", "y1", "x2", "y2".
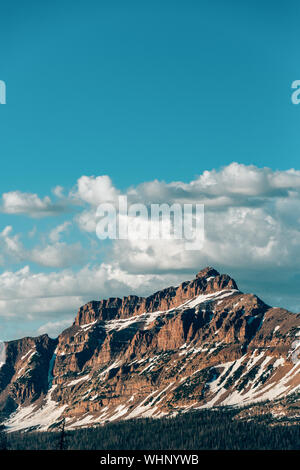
[
  {"x1": 74, "y1": 267, "x2": 237, "y2": 325},
  {"x1": 1, "y1": 267, "x2": 299, "y2": 431}
]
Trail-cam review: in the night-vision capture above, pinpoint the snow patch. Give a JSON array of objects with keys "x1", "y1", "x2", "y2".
[
  {"x1": 68, "y1": 374, "x2": 90, "y2": 386},
  {"x1": 5, "y1": 386, "x2": 67, "y2": 432}
]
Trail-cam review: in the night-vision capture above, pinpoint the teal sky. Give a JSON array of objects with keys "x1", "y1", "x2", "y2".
[
  {"x1": 0, "y1": 0, "x2": 299, "y2": 193},
  {"x1": 1, "y1": 1, "x2": 300, "y2": 340}
]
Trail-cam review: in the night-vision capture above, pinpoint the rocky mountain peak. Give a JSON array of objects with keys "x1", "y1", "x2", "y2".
[
  {"x1": 195, "y1": 266, "x2": 220, "y2": 279},
  {"x1": 1, "y1": 267, "x2": 299, "y2": 432},
  {"x1": 74, "y1": 267, "x2": 238, "y2": 326}
]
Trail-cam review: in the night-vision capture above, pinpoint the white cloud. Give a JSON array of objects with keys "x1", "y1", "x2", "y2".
[
  {"x1": 0, "y1": 225, "x2": 25, "y2": 262},
  {"x1": 0, "y1": 226, "x2": 85, "y2": 268},
  {"x1": 94, "y1": 163, "x2": 300, "y2": 276},
  {"x1": 49, "y1": 221, "x2": 71, "y2": 243},
  {"x1": 75, "y1": 208, "x2": 98, "y2": 233},
  {"x1": 71, "y1": 175, "x2": 120, "y2": 206},
  {"x1": 30, "y1": 242, "x2": 86, "y2": 268},
  {"x1": 111, "y1": 200, "x2": 300, "y2": 275},
  {"x1": 52, "y1": 185, "x2": 65, "y2": 198},
  {"x1": 37, "y1": 318, "x2": 74, "y2": 338},
  {"x1": 130, "y1": 163, "x2": 300, "y2": 207},
  {"x1": 0, "y1": 263, "x2": 175, "y2": 303},
  {"x1": 1, "y1": 191, "x2": 66, "y2": 217}
]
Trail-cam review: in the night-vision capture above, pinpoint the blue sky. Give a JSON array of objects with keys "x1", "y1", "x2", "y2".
[
  {"x1": 0, "y1": 0, "x2": 299, "y2": 190},
  {"x1": 0, "y1": 1, "x2": 300, "y2": 340}
]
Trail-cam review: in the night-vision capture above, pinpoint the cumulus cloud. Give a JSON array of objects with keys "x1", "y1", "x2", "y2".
[
  {"x1": 111, "y1": 197, "x2": 300, "y2": 276},
  {"x1": 69, "y1": 176, "x2": 121, "y2": 232},
  {"x1": 0, "y1": 225, "x2": 86, "y2": 268},
  {"x1": 30, "y1": 242, "x2": 86, "y2": 268},
  {"x1": 1, "y1": 191, "x2": 67, "y2": 217},
  {"x1": 94, "y1": 164, "x2": 300, "y2": 274},
  {"x1": 127, "y1": 163, "x2": 300, "y2": 209},
  {"x1": 0, "y1": 263, "x2": 176, "y2": 303},
  {"x1": 71, "y1": 175, "x2": 120, "y2": 206},
  {"x1": 0, "y1": 225, "x2": 25, "y2": 262}
]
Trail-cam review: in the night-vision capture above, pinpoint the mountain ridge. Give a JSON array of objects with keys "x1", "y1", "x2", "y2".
[
  {"x1": 74, "y1": 267, "x2": 237, "y2": 325},
  {"x1": 1, "y1": 267, "x2": 299, "y2": 431}
]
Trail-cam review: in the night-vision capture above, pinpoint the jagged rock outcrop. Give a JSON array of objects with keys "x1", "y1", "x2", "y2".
[
  {"x1": 1, "y1": 267, "x2": 299, "y2": 431},
  {"x1": 74, "y1": 267, "x2": 237, "y2": 325}
]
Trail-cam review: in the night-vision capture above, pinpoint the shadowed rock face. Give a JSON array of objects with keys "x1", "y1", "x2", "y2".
[
  {"x1": 1, "y1": 267, "x2": 300, "y2": 432},
  {"x1": 0, "y1": 335, "x2": 57, "y2": 413}
]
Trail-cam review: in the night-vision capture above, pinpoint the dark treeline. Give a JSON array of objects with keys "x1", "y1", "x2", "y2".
[{"x1": 3, "y1": 409, "x2": 300, "y2": 450}]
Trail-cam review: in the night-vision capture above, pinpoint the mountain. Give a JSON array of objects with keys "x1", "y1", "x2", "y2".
[{"x1": 1, "y1": 267, "x2": 299, "y2": 432}]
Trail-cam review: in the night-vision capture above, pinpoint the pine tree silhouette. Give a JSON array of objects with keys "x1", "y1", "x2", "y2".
[
  {"x1": 58, "y1": 418, "x2": 67, "y2": 450},
  {"x1": 0, "y1": 425, "x2": 7, "y2": 451}
]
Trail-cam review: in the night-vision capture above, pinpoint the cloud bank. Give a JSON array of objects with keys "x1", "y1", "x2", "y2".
[{"x1": 1, "y1": 163, "x2": 300, "y2": 339}]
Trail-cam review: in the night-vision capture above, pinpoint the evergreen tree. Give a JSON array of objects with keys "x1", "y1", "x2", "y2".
[{"x1": 0, "y1": 425, "x2": 7, "y2": 451}]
